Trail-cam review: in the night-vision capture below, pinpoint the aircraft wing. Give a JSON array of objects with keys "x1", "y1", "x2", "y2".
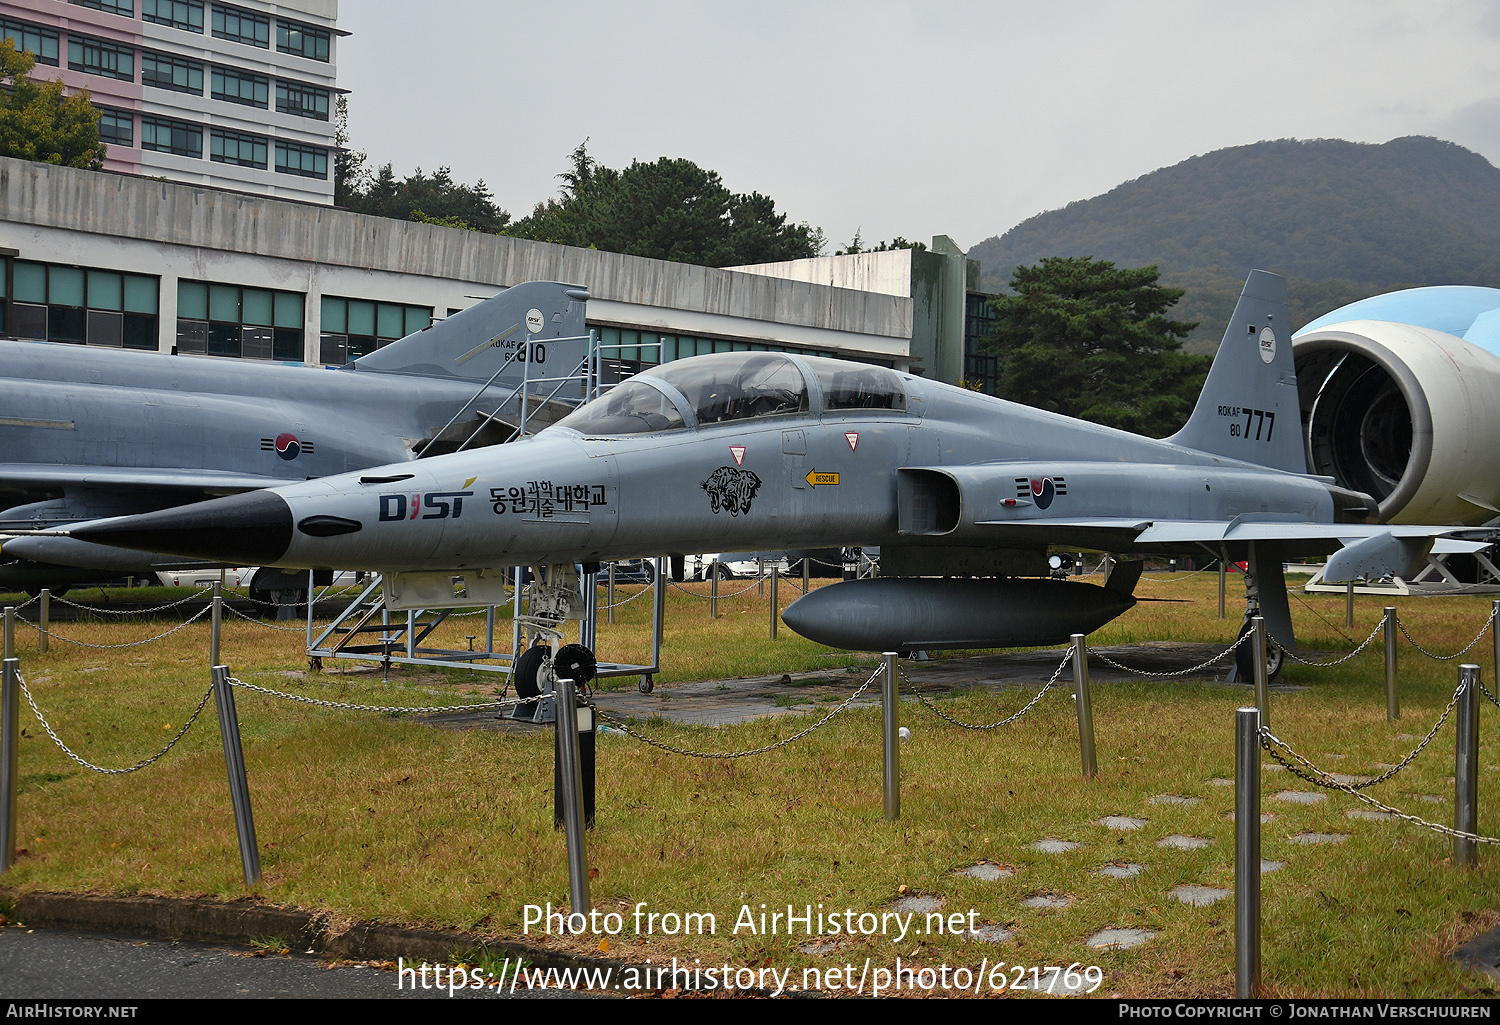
[
  {"x1": 966, "y1": 515, "x2": 1490, "y2": 563},
  {"x1": 0, "y1": 463, "x2": 283, "y2": 493}
]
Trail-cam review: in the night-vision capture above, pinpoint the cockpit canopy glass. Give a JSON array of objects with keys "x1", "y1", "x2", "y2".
[
  {"x1": 552, "y1": 378, "x2": 686, "y2": 436},
  {"x1": 646, "y1": 352, "x2": 809, "y2": 426},
  {"x1": 801, "y1": 356, "x2": 907, "y2": 412}
]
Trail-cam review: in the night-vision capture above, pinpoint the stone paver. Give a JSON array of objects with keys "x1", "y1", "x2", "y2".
[
  {"x1": 1171, "y1": 884, "x2": 1231, "y2": 907},
  {"x1": 1022, "y1": 893, "x2": 1071, "y2": 909},
  {"x1": 1150, "y1": 794, "x2": 1201, "y2": 806},
  {"x1": 1099, "y1": 815, "x2": 1147, "y2": 830},
  {"x1": 1329, "y1": 774, "x2": 1374, "y2": 786},
  {"x1": 1157, "y1": 835, "x2": 1211, "y2": 849},
  {"x1": 892, "y1": 895, "x2": 943, "y2": 915},
  {"x1": 1273, "y1": 790, "x2": 1326, "y2": 804},
  {"x1": 1261, "y1": 860, "x2": 1285, "y2": 873},
  {"x1": 1097, "y1": 863, "x2": 1145, "y2": 879},
  {"x1": 1086, "y1": 928, "x2": 1156, "y2": 950},
  {"x1": 1032, "y1": 839, "x2": 1081, "y2": 853},
  {"x1": 1289, "y1": 832, "x2": 1349, "y2": 845},
  {"x1": 1348, "y1": 810, "x2": 1396, "y2": 822},
  {"x1": 957, "y1": 863, "x2": 1012, "y2": 881}
]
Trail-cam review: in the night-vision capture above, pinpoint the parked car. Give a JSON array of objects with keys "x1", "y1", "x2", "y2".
[{"x1": 686, "y1": 552, "x2": 792, "y2": 580}]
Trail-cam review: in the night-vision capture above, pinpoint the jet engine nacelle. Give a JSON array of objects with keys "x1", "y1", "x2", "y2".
[{"x1": 1294, "y1": 321, "x2": 1500, "y2": 525}]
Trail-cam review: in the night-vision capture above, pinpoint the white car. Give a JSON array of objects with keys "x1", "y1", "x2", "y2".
[{"x1": 686, "y1": 552, "x2": 792, "y2": 580}]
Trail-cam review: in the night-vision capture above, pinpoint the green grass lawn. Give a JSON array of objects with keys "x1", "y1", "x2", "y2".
[{"x1": 2, "y1": 574, "x2": 1498, "y2": 997}]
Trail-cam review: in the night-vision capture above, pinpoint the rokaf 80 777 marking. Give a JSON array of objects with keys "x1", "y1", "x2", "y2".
[{"x1": 1218, "y1": 404, "x2": 1275, "y2": 441}]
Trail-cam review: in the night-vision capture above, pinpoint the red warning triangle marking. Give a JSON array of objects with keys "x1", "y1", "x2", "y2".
[
  {"x1": 845, "y1": 432, "x2": 859, "y2": 453},
  {"x1": 729, "y1": 445, "x2": 746, "y2": 467}
]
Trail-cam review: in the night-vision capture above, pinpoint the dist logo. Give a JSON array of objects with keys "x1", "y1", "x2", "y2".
[{"x1": 378, "y1": 491, "x2": 474, "y2": 521}]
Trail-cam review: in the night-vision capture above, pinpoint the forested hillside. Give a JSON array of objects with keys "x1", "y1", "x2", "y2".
[{"x1": 969, "y1": 137, "x2": 1500, "y2": 349}]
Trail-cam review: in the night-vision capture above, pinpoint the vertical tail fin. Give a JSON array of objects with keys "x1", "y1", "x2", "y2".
[
  {"x1": 345, "y1": 281, "x2": 590, "y2": 382},
  {"x1": 1167, "y1": 270, "x2": 1304, "y2": 473}
]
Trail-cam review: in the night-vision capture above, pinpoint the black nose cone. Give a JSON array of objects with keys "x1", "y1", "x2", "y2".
[{"x1": 71, "y1": 491, "x2": 295, "y2": 566}]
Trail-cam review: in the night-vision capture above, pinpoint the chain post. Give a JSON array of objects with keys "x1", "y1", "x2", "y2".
[
  {"x1": 882, "y1": 652, "x2": 900, "y2": 821},
  {"x1": 1252, "y1": 616, "x2": 1269, "y2": 726},
  {"x1": 1492, "y1": 600, "x2": 1499, "y2": 695},
  {"x1": 757, "y1": 558, "x2": 764, "y2": 597},
  {"x1": 1235, "y1": 706, "x2": 1261, "y2": 998},
  {"x1": 1385, "y1": 606, "x2": 1399, "y2": 721},
  {"x1": 1455, "y1": 664, "x2": 1481, "y2": 869},
  {"x1": 210, "y1": 582, "x2": 222, "y2": 668},
  {"x1": 554, "y1": 676, "x2": 591, "y2": 923},
  {"x1": 2, "y1": 607, "x2": 11, "y2": 661},
  {"x1": 1346, "y1": 581, "x2": 1355, "y2": 629},
  {"x1": 1072, "y1": 634, "x2": 1097, "y2": 778},
  {"x1": 1, "y1": 658, "x2": 18, "y2": 874},
  {"x1": 769, "y1": 565, "x2": 779, "y2": 639},
  {"x1": 709, "y1": 560, "x2": 718, "y2": 619},
  {"x1": 607, "y1": 563, "x2": 616, "y2": 625},
  {"x1": 803, "y1": 555, "x2": 810, "y2": 593},
  {"x1": 1218, "y1": 560, "x2": 1226, "y2": 619},
  {"x1": 211, "y1": 665, "x2": 260, "y2": 886},
  {"x1": 38, "y1": 589, "x2": 49, "y2": 655}
]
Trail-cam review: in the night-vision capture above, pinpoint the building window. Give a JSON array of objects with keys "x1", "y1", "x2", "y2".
[
  {"x1": 70, "y1": 0, "x2": 134, "y2": 16},
  {"x1": 210, "y1": 128, "x2": 266, "y2": 168},
  {"x1": 275, "y1": 19, "x2": 329, "y2": 61},
  {"x1": 142, "y1": 0, "x2": 203, "y2": 32},
  {"x1": 140, "y1": 115, "x2": 202, "y2": 157},
  {"x1": 9, "y1": 261, "x2": 158, "y2": 349},
  {"x1": 211, "y1": 66, "x2": 268, "y2": 107},
  {"x1": 141, "y1": 50, "x2": 203, "y2": 94},
  {"x1": 98, "y1": 107, "x2": 134, "y2": 146},
  {"x1": 177, "y1": 281, "x2": 303, "y2": 361},
  {"x1": 962, "y1": 292, "x2": 999, "y2": 395},
  {"x1": 211, "y1": 4, "x2": 269, "y2": 48},
  {"x1": 0, "y1": 19, "x2": 59, "y2": 66},
  {"x1": 319, "y1": 297, "x2": 431, "y2": 364},
  {"x1": 274, "y1": 140, "x2": 326, "y2": 179},
  {"x1": 67, "y1": 35, "x2": 134, "y2": 81},
  {"x1": 275, "y1": 80, "x2": 329, "y2": 120}
]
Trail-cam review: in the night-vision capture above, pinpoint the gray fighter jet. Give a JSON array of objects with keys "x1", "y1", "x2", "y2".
[
  {"x1": 0, "y1": 281, "x2": 589, "y2": 595},
  {"x1": 65, "y1": 271, "x2": 1481, "y2": 656}
]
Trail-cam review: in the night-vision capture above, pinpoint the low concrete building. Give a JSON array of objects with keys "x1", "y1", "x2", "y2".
[{"x1": 0, "y1": 156, "x2": 978, "y2": 383}]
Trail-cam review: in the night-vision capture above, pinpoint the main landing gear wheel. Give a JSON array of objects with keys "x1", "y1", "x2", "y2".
[
  {"x1": 1234, "y1": 621, "x2": 1284, "y2": 683},
  {"x1": 513, "y1": 644, "x2": 548, "y2": 699}
]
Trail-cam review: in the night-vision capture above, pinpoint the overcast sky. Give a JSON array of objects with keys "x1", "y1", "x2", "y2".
[{"x1": 338, "y1": 0, "x2": 1500, "y2": 254}]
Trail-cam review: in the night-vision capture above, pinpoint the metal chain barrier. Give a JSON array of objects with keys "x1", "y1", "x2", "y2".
[
  {"x1": 1265, "y1": 684, "x2": 1462, "y2": 790},
  {"x1": 669, "y1": 577, "x2": 766, "y2": 600},
  {"x1": 15, "y1": 604, "x2": 212, "y2": 649},
  {"x1": 1280, "y1": 618, "x2": 1387, "y2": 667},
  {"x1": 594, "y1": 664, "x2": 882, "y2": 759},
  {"x1": 52, "y1": 587, "x2": 213, "y2": 615},
  {"x1": 1087, "y1": 630, "x2": 1251, "y2": 677},
  {"x1": 1397, "y1": 607, "x2": 1497, "y2": 661},
  {"x1": 1259, "y1": 716, "x2": 1500, "y2": 845},
  {"x1": 226, "y1": 676, "x2": 521, "y2": 715},
  {"x1": 19, "y1": 671, "x2": 215, "y2": 775},
  {"x1": 223, "y1": 602, "x2": 306, "y2": 632},
  {"x1": 598, "y1": 582, "x2": 659, "y2": 610},
  {"x1": 903, "y1": 649, "x2": 1073, "y2": 729}
]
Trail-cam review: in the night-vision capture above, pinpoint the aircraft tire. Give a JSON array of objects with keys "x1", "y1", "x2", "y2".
[
  {"x1": 1234, "y1": 621, "x2": 1283, "y2": 683},
  {"x1": 513, "y1": 644, "x2": 548, "y2": 699}
]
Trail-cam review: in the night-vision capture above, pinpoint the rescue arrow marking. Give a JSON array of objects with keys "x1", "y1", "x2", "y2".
[{"x1": 805, "y1": 469, "x2": 840, "y2": 487}]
